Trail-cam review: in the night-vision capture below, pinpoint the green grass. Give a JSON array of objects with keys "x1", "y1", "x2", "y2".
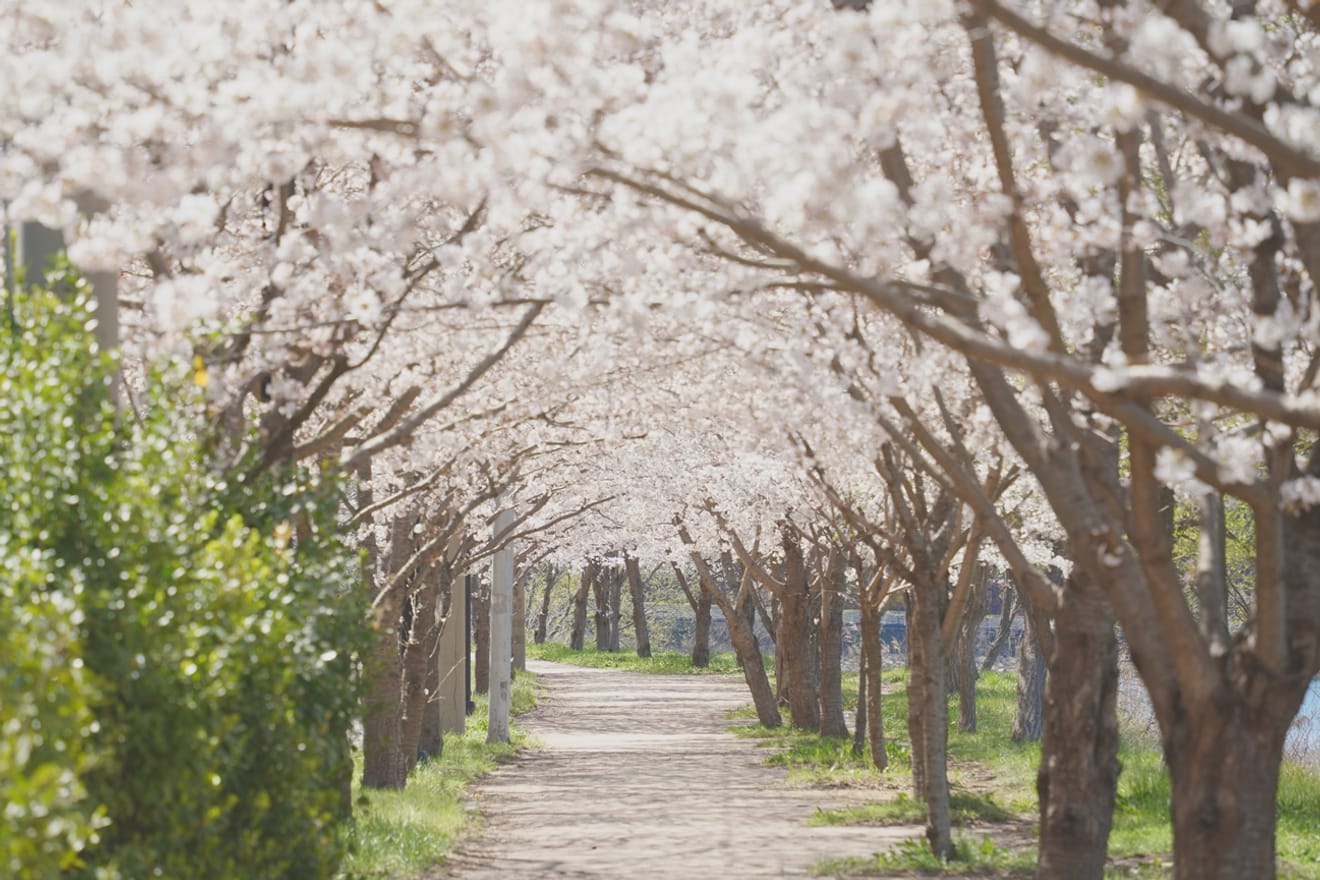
[
  {"x1": 734, "y1": 670, "x2": 1320, "y2": 878},
  {"x1": 816, "y1": 836, "x2": 1036, "y2": 877},
  {"x1": 1105, "y1": 739, "x2": 1320, "y2": 878},
  {"x1": 338, "y1": 672, "x2": 541, "y2": 879},
  {"x1": 527, "y1": 641, "x2": 748, "y2": 674},
  {"x1": 810, "y1": 791, "x2": 1016, "y2": 827}
]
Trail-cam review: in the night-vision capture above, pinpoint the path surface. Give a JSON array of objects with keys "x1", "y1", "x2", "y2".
[{"x1": 439, "y1": 660, "x2": 919, "y2": 879}]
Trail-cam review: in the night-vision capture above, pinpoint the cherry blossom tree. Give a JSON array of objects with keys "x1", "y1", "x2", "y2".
[{"x1": 11, "y1": 1, "x2": 1320, "y2": 877}]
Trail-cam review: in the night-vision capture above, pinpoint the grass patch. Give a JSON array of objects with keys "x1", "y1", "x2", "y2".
[
  {"x1": 527, "y1": 641, "x2": 747, "y2": 674},
  {"x1": 338, "y1": 671, "x2": 541, "y2": 879},
  {"x1": 810, "y1": 791, "x2": 1016, "y2": 827},
  {"x1": 816, "y1": 836, "x2": 1035, "y2": 877},
  {"x1": 742, "y1": 669, "x2": 1320, "y2": 878},
  {"x1": 1107, "y1": 744, "x2": 1320, "y2": 878}
]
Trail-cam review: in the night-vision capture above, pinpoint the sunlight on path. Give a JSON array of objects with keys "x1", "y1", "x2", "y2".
[{"x1": 437, "y1": 660, "x2": 917, "y2": 879}]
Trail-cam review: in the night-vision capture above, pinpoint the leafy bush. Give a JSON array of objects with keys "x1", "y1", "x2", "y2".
[
  {"x1": 1, "y1": 277, "x2": 369, "y2": 879},
  {"x1": 0, "y1": 547, "x2": 106, "y2": 878}
]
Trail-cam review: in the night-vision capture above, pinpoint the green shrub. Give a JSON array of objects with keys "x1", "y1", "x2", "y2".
[
  {"x1": 1, "y1": 277, "x2": 369, "y2": 879},
  {"x1": 0, "y1": 546, "x2": 107, "y2": 878}
]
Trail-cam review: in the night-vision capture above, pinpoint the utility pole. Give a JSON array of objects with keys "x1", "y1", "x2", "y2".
[{"x1": 487, "y1": 504, "x2": 516, "y2": 744}]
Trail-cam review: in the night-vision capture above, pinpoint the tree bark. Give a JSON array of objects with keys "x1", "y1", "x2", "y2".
[
  {"x1": 1012, "y1": 589, "x2": 1046, "y2": 744},
  {"x1": 905, "y1": 593, "x2": 926, "y2": 800},
  {"x1": 512, "y1": 564, "x2": 526, "y2": 673},
  {"x1": 672, "y1": 563, "x2": 711, "y2": 667},
  {"x1": 852, "y1": 653, "x2": 868, "y2": 757},
  {"x1": 362, "y1": 587, "x2": 409, "y2": 789},
  {"x1": 625, "y1": 555, "x2": 652, "y2": 658},
  {"x1": 533, "y1": 565, "x2": 557, "y2": 645},
  {"x1": 860, "y1": 600, "x2": 888, "y2": 771},
  {"x1": 772, "y1": 596, "x2": 786, "y2": 704},
  {"x1": 570, "y1": 563, "x2": 594, "y2": 651},
  {"x1": 955, "y1": 566, "x2": 987, "y2": 733},
  {"x1": 418, "y1": 563, "x2": 452, "y2": 760},
  {"x1": 692, "y1": 585, "x2": 712, "y2": 667},
  {"x1": 672, "y1": 525, "x2": 782, "y2": 726},
  {"x1": 779, "y1": 529, "x2": 820, "y2": 731},
  {"x1": 474, "y1": 578, "x2": 490, "y2": 695},
  {"x1": 697, "y1": 559, "x2": 781, "y2": 728},
  {"x1": 593, "y1": 564, "x2": 610, "y2": 651},
  {"x1": 608, "y1": 564, "x2": 622, "y2": 651},
  {"x1": 817, "y1": 550, "x2": 849, "y2": 738},
  {"x1": 1165, "y1": 701, "x2": 1290, "y2": 880},
  {"x1": 362, "y1": 511, "x2": 411, "y2": 790},
  {"x1": 1035, "y1": 570, "x2": 1119, "y2": 880},
  {"x1": 909, "y1": 583, "x2": 953, "y2": 860},
  {"x1": 399, "y1": 568, "x2": 440, "y2": 773}
]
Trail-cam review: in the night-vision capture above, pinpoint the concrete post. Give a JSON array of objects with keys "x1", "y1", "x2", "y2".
[{"x1": 487, "y1": 505, "x2": 515, "y2": 744}]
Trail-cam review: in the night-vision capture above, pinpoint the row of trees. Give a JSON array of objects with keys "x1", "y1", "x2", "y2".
[{"x1": 6, "y1": 1, "x2": 1320, "y2": 878}]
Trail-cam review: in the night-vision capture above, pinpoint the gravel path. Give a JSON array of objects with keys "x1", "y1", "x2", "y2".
[{"x1": 438, "y1": 659, "x2": 919, "y2": 879}]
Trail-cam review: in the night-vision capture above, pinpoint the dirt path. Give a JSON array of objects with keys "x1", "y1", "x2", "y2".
[{"x1": 439, "y1": 659, "x2": 920, "y2": 879}]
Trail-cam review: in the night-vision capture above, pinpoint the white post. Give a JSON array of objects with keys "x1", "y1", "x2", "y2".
[{"x1": 487, "y1": 505, "x2": 515, "y2": 744}]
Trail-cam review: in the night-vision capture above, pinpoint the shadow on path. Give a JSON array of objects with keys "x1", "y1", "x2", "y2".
[{"x1": 438, "y1": 659, "x2": 919, "y2": 879}]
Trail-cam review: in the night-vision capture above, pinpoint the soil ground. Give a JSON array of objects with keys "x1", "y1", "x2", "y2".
[{"x1": 437, "y1": 659, "x2": 922, "y2": 879}]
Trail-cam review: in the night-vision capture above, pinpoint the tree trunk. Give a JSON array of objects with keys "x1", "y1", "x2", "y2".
[
  {"x1": 362, "y1": 588, "x2": 408, "y2": 789},
  {"x1": 853, "y1": 658, "x2": 867, "y2": 757},
  {"x1": 909, "y1": 583, "x2": 953, "y2": 860},
  {"x1": 570, "y1": 563, "x2": 594, "y2": 651},
  {"x1": 512, "y1": 565, "x2": 526, "y2": 673},
  {"x1": 399, "y1": 570, "x2": 440, "y2": 773},
  {"x1": 593, "y1": 565, "x2": 611, "y2": 651},
  {"x1": 625, "y1": 556, "x2": 652, "y2": 658},
  {"x1": 779, "y1": 531, "x2": 820, "y2": 731},
  {"x1": 905, "y1": 594, "x2": 926, "y2": 800},
  {"x1": 362, "y1": 508, "x2": 411, "y2": 791},
  {"x1": 474, "y1": 578, "x2": 490, "y2": 695},
  {"x1": 955, "y1": 567, "x2": 987, "y2": 733},
  {"x1": 608, "y1": 565, "x2": 622, "y2": 652},
  {"x1": 1035, "y1": 570, "x2": 1119, "y2": 880},
  {"x1": 418, "y1": 564, "x2": 452, "y2": 760},
  {"x1": 817, "y1": 551, "x2": 849, "y2": 738},
  {"x1": 672, "y1": 563, "x2": 710, "y2": 666},
  {"x1": 1164, "y1": 699, "x2": 1291, "y2": 880},
  {"x1": 533, "y1": 566, "x2": 556, "y2": 645},
  {"x1": 859, "y1": 599, "x2": 888, "y2": 771},
  {"x1": 772, "y1": 596, "x2": 786, "y2": 704},
  {"x1": 1012, "y1": 590, "x2": 1046, "y2": 743},
  {"x1": 705, "y1": 567, "x2": 781, "y2": 728},
  {"x1": 980, "y1": 584, "x2": 1015, "y2": 673}
]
